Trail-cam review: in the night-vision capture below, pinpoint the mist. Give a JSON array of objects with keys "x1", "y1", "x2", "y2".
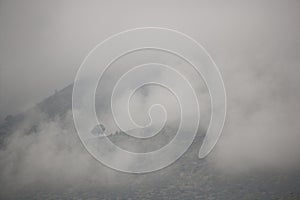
[{"x1": 0, "y1": 0, "x2": 300, "y2": 199}]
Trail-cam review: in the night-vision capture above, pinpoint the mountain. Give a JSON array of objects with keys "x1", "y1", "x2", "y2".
[
  {"x1": 0, "y1": 84, "x2": 299, "y2": 200},
  {"x1": 0, "y1": 84, "x2": 73, "y2": 143}
]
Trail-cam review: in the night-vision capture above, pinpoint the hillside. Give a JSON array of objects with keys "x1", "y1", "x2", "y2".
[{"x1": 0, "y1": 84, "x2": 299, "y2": 200}]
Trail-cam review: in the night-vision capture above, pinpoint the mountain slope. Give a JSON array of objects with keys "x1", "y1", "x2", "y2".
[{"x1": 0, "y1": 84, "x2": 300, "y2": 200}]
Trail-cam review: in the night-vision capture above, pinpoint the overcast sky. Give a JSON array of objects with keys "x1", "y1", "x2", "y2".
[{"x1": 0, "y1": 0, "x2": 299, "y2": 122}]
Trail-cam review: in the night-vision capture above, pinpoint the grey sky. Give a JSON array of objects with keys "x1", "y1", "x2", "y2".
[{"x1": 1, "y1": 0, "x2": 299, "y2": 120}]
